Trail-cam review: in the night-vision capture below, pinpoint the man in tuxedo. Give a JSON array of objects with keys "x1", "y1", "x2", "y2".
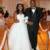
[{"x1": 25, "y1": 0, "x2": 43, "y2": 50}]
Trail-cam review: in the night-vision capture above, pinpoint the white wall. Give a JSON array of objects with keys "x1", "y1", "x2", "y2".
[
  {"x1": 39, "y1": 0, "x2": 50, "y2": 10},
  {"x1": 2, "y1": 0, "x2": 50, "y2": 15},
  {"x1": 2, "y1": 0, "x2": 16, "y2": 15},
  {"x1": 2, "y1": 0, "x2": 30, "y2": 15}
]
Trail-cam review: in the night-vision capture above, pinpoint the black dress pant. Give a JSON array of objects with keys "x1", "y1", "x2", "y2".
[{"x1": 27, "y1": 25, "x2": 37, "y2": 50}]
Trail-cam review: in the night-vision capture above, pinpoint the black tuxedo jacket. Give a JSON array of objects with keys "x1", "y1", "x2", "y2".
[{"x1": 25, "y1": 7, "x2": 43, "y2": 33}]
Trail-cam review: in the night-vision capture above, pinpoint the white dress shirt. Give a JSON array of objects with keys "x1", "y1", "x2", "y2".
[{"x1": 32, "y1": 7, "x2": 36, "y2": 14}]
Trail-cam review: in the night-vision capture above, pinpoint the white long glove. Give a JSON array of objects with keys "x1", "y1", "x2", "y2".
[
  {"x1": 0, "y1": 47, "x2": 2, "y2": 50},
  {"x1": 24, "y1": 16, "x2": 28, "y2": 23}
]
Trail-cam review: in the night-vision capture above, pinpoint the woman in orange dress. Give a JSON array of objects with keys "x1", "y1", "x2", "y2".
[
  {"x1": 37, "y1": 12, "x2": 48, "y2": 50},
  {"x1": 0, "y1": 8, "x2": 8, "y2": 50}
]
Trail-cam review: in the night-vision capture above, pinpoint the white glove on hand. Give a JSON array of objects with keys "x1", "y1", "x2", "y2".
[{"x1": 24, "y1": 16, "x2": 28, "y2": 23}]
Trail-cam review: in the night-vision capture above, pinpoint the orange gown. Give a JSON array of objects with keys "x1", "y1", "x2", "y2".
[
  {"x1": 0, "y1": 28, "x2": 5, "y2": 50},
  {"x1": 37, "y1": 24, "x2": 48, "y2": 50}
]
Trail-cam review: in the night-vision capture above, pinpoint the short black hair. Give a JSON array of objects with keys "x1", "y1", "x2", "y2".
[
  {"x1": 16, "y1": 3, "x2": 24, "y2": 14},
  {"x1": 4, "y1": 11, "x2": 9, "y2": 18},
  {"x1": 48, "y1": 10, "x2": 50, "y2": 15},
  {"x1": 0, "y1": 7, "x2": 4, "y2": 15}
]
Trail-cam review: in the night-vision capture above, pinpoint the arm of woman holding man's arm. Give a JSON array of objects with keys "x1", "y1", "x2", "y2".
[{"x1": 24, "y1": 15, "x2": 33, "y2": 25}]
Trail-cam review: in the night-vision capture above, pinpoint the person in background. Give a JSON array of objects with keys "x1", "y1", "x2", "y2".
[
  {"x1": 38, "y1": 11, "x2": 48, "y2": 50},
  {"x1": 0, "y1": 8, "x2": 8, "y2": 50},
  {"x1": 39, "y1": 12, "x2": 48, "y2": 32},
  {"x1": 25, "y1": 0, "x2": 43, "y2": 50},
  {"x1": 0, "y1": 7, "x2": 5, "y2": 27}
]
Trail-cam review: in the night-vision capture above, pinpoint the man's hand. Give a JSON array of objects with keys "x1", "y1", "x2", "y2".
[{"x1": 27, "y1": 21, "x2": 33, "y2": 25}]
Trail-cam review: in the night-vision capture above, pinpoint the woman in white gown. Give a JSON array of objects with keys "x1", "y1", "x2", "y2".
[{"x1": 8, "y1": 3, "x2": 32, "y2": 50}]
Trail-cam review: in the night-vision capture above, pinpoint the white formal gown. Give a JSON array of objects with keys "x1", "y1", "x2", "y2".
[{"x1": 8, "y1": 14, "x2": 32, "y2": 50}]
